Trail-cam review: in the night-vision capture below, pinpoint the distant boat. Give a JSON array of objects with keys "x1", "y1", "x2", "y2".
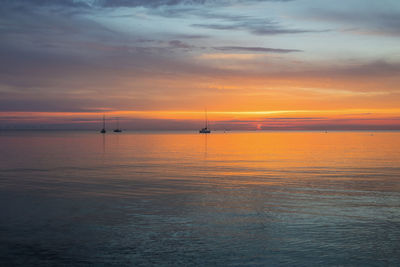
[
  {"x1": 113, "y1": 117, "x2": 122, "y2": 133},
  {"x1": 100, "y1": 115, "x2": 106, "y2": 134},
  {"x1": 199, "y1": 109, "x2": 211, "y2": 134}
]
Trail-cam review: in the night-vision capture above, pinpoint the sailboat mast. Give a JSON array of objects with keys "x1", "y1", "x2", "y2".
[
  {"x1": 199, "y1": 108, "x2": 211, "y2": 133},
  {"x1": 205, "y1": 108, "x2": 208, "y2": 129},
  {"x1": 103, "y1": 114, "x2": 105, "y2": 129}
]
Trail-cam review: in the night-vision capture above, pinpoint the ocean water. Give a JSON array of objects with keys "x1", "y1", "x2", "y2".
[{"x1": 0, "y1": 131, "x2": 399, "y2": 266}]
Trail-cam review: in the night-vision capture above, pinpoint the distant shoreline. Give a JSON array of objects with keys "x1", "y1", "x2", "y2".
[{"x1": 1, "y1": 129, "x2": 399, "y2": 132}]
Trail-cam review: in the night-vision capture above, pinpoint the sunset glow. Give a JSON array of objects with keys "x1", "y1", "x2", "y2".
[{"x1": 1, "y1": 0, "x2": 399, "y2": 130}]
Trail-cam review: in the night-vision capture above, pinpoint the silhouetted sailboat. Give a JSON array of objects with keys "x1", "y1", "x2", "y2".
[
  {"x1": 199, "y1": 109, "x2": 211, "y2": 133},
  {"x1": 113, "y1": 117, "x2": 122, "y2": 133},
  {"x1": 100, "y1": 115, "x2": 106, "y2": 133}
]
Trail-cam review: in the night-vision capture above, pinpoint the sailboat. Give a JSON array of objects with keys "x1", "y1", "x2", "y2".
[
  {"x1": 100, "y1": 115, "x2": 106, "y2": 133},
  {"x1": 199, "y1": 109, "x2": 211, "y2": 133},
  {"x1": 113, "y1": 117, "x2": 122, "y2": 133}
]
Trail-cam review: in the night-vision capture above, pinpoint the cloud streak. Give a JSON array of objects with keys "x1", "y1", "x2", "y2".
[
  {"x1": 191, "y1": 20, "x2": 328, "y2": 36},
  {"x1": 305, "y1": 7, "x2": 400, "y2": 36},
  {"x1": 1, "y1": 0, "x2": 294, "y2": 8},
  {"x1": 213, "y1": 46, "x2": 302, "y2": 53}
]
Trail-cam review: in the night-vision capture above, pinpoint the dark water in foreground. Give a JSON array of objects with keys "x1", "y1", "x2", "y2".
[{"x1": 0, "y1": 131, "x2": 399, "y2": 266}]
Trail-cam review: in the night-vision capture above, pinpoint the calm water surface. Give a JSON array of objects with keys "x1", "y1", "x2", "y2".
[{"x1": 0, "y1": 131, "x2": 399, "y2": 266}]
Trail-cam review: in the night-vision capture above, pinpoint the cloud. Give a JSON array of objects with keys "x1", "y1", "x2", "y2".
[
  {"x1": 0, "y1": 0, "x2": 90, "y2": 9},
  {"x1": 213, "y1": 46, "x2": 302, "y2": 53},
  {"x1": 1, "y1": 0, "x2": 294, "y2": 8},
  {"x1": 191, "y1": 18, "x2": 329, "y2": 35},
  {"x1": 1, "y1": 0, "x2": 399, "y2": 123},
  {"x1": 168, "y1": 40, "x2": 193, "y2": 49},
  {"x1": 302, "y1": 60, "x2": 400, "y2": 78},
  {"x1": 0, "y1": 0, "x2": 320, "y2": 40},
  {"x1": 306, "y1": 8, "x2": 400, "y2": 36},
  {"x1": 173, "y1": 34, "x2": 210, "y2": 39}
]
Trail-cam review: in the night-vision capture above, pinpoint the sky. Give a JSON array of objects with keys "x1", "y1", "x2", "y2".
[{"x1": 1, "y1": 0, "x2": 400, "y2": 130}]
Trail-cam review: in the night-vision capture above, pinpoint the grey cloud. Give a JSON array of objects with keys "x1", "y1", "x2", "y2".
[
  {"x1": 148, "y1": 5, "x2": 328, "y2": 36},
  {"x1": 305, "y1": 60, "x2": 400, "y2": 78},
  {"x1": 98, "y1": 0, "x2": 210, "y2": 8},
  {"x1": 0, "y1": 0, "x2": 310, "y2": 40},
  {"x1": 173, "y1": 34, "x2": 210, "y2": 39},
  {"x1": 213, "y1": 46, "x2": 302, "y2": 53},
  {"x1": 192, "y1": 18, "x2": 329, "y2": 36},
  {"x1": 1, "y1": 0, "x2": 293, "y2": 8},
  {"x1": 307, "y1": 8, "x2": 400, "y2": 36},
  {"x1": 0, "y1": 95, "x2": 100, "y2": 112},
  {"x1": 168, "y1": 40, "x2": 193, "y2": 49},
  {"x1": 192, "y1": 24, "x2": 238, "y2": 30},
  {"x1": 252, "y1": 28, "x2": 328, "y2": 35},
  {"x1": 0, "y1": 0, "x2": 90, "y2": 8}
]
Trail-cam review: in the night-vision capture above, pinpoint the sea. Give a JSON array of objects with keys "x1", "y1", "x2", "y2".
[{"x1": 0, "y1": 131, "x2": 399, "y2": 266}]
